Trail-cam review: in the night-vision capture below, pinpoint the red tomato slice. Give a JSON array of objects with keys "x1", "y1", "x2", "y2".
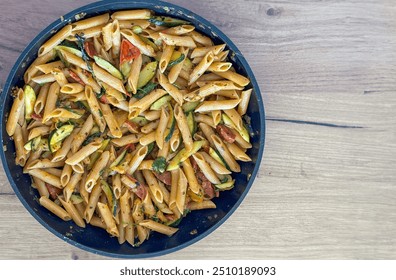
[
  {"x1": 99, "y1": 94, "x2": 109, "y2": 104},
  {"x1": 120, "y1": 39, "x2": 140, "y2": 65},
  {"x1": 84, "y1": 41, "x2": 97, "y2": 58},
  {"x1": 68, "y1": 70, "x2": 85, "y2": 86}
]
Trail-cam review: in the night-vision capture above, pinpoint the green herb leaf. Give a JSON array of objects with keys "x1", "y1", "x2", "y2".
[{"x1": 152, "y1": 157, "x2": 167, "y2": 173}]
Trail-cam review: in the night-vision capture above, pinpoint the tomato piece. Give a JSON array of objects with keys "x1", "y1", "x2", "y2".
[
  {"x1": 84, "y1": 41, "x2": 97, "y2": 58},
  {"x1": 124, "y1": 120, "x2": 139, "y2": 133},
  {"x1": 99, "y1": 94, "x2": 109, "y2": 104},
  {"x1": 125, "y1": 143, "x2": 136, "y2": 153},
  {"x1": 45, "y1": 183, "x2": 62, "y2": 200},
  {"x1": 120, "y1": 39, "x2": 140, "y2": 65},
  {"x1": 68, "y1": 70, "x2": 85, "y2": 86},
  {"x1": 31, "y1": 113, "x2": 42, "y2": 121}
]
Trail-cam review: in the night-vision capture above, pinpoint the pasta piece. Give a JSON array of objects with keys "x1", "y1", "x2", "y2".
[
  {"x1": 97, "y1": 202, "x2": 119, "y2": 237},
  {"x1": 71, "y1": 13, "x2": 110, "y2": 31},
  {"x1": 59, "y1": 196, "x2": 85, "y2": 228},
  {"x1": 121, "y1": 29, "x2": 156, "y2": 57},
  {"x1": 6, "y1": 88, "x2": 24, "y2": 136},
  {"x1": 159, "y1": 33, "x2": 196, "y2": 48},
  {"x1": 174, "y1": 104, "x2": 193, "y2": 151},
  {"x1": 111, "y1": 9, "x2": 152, "y2": 20},
  {"x1": 38, "y1": 25, "x2": 72, "y2": 57},
  {"x1": 189, "y1": 51, "x2": 215, "y2": 85},
  {"x1": 85, "y1": 86, "x2": 106, "y2": 132},
  {"x1": 93, "y1": 63, "x2": 126, "y2": 94},
  {"x1": 139, "y1": 220, "x2": 178, "y2": 237},
  {"x1": 176, "y1": 168, "x2": 188, "y2": 214},
  {"x1": 85, "y1": 151, "x2": 110, "y2": 192},
  {"x1": 84, "y1": 183, "x2": 102, "y2": 222},
  {"x1": 39, "y1": 196, "x2": 71, "y2": 221}
]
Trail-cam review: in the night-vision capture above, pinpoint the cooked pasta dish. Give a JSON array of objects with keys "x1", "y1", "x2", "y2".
[{"x1": 6, "y1": 9, "x2": 253, "y2": 246}]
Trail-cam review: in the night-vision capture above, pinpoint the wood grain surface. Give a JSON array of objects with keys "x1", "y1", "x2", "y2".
[{"x1": 0, "y1": 0, "x2": 395, "y2": 260}]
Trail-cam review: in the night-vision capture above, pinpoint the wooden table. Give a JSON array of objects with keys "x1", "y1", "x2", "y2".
[{"x1": 0, "y1": 0, "x2": 395, "y2": 260}]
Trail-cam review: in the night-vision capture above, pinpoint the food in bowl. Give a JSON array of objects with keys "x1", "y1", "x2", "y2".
[{"x1": 5, "y1": 9, "x2": 253, "y2": 247}]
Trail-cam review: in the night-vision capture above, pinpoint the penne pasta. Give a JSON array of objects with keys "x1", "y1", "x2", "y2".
[
  {"x1": 6, "y1": 88, "x2": 24, "y2": 136},
  {"x1": 38, "y1": 25, "x2": 72, "y2": 57},
  {"x1": 39, "y1": 196, "x2": 71, "y2": 221},
  {"x1": 71, "y1": 13, "x2": 110, "y2": 31}
]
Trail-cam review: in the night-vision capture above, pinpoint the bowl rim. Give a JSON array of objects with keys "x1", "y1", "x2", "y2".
[{"x1": 0, "y1": 0, "x2": 266, "y2": 259}]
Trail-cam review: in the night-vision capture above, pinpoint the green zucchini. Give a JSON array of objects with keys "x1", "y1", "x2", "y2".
[
  {"x1": 130, "y1": 116, "x2": 149, "y2": 126},
  {"x1": 55, "y1": 45, "x2": 83, "y2": 57},
  {"x1": 146, "y1": 142, "x2": 155, "y2": 157},
  {"x1": 87, "y1": 139, "x2": 110, "y2": 170},
  {"x1": 132, "y1": 25, "x2": 143, "y2": 34},
  {"x1": 120, "y1": 61, "x2": 132, "y2": 79},
  {"x1": 94, "y1": 56, "x2": 123, "y2": 80},
  {"x1": 137, "y1": 61, "x2": 158, "y2": 89},
  {"x1": 149, "y1": 16, "x2": 191, "y2": 27},
  {"x1": 24, "y1": 136, "x2": 41, "y2": 151},
  {"x1": 82, "y1": 131, "x2": 101, "y2": 146},
  {"x1": 101, "y1": 180, "x2": 117, "y2": 217},
  {"x1": 70, "y1": 194, "x2": 84, "y2": 204},
  {"x1": 164, "y1": 105, "x2": 176, "y2": 142},
  {"x1": 110, "y1": 149, "x2": 127, "y2": 170},
  {"x1": 222, "y1": 114, "x2": 250, "y2": 142},
  {"x1": 135, "y1": 82, "x2": 157, "y2": 99},
  {"x1": 48, "y1": 124, "x2": 74, "y2": 153},
  {"x1": 139, "y1": 35, "x2": 159, "y2": 51},
  {"x1": 150, "y1": 95, "x2": 172, "y2": 110},
  {"x1": 186, "y1": 112, "x2": 196, "y2": 135},
  {"x1": 182, "y1": 57, "x2": 193, "y2": 72},
  {"x1": 24, "y1": 85, "x2": 36, "y2": 121},
  {"x1": 167, "y1": 52, "x2": 185, "y2": 68},
  {"x1": 215, "y1": 180, "x2": 235, "y2": 191},
  {"x1": 167, "y1": 140, "x2": 204, "y2": 171},
  {"x1": 182, "y1": 101, "x2": 200, "y2": 113},
  {"x1": 56, "y1": 50, "x2": 70, "y2": 67},
  {"x1": 209, "y1": 147, "x2": 231, "y2": 171}
]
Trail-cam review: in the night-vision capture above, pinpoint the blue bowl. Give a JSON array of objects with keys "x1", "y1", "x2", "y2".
[{"x1": 0, "y1": 0, "x2": 265, "y2": 258}]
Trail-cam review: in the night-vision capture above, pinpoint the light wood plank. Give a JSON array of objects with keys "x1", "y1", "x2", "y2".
[{"x1": 0, "y1": 0, "x2": 395, "y2": 260}]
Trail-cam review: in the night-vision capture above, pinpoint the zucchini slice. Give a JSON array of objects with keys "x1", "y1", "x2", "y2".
[
  {"x1": 222, "y1": 114, "x2": 250, "y2": 142},
  {"x1": 139, "y1": 35, "x2": 159, "y2": 51},
  {"x1": 149, "y1": 16, "x2": 191, "y2": 27},
  {"x1": 215, "y1": 180, "x2": 235, "y2": 191},
  {"x1": 168, "y1": 51, "x2": 185, "y2": 68},
  {"x1": 24, "y1": 136, "x2": 41, "y2": 151},
  {"x1": 101, "y1": 180, "x2": 117, "y2": 217},
  {"x1": 137, "y1": 61, "x2": 158, "y2": 89},
  {"x1": 70, "y1": 194, "x2": 84, "y2": 204},
  {"x1": 55, "y1": 45, "x2": 83, "y2": 57},
  {"x1": 150, "y1": 95, "x2": 172, "y2": 110},
  {"x1": 209, "y1": 147, "x2": 231, "y2": 171},
  {"x1": 165, "y1": 105, "x2": 176, "y2": 142},
  {"x1": 24, "y1": 85, "x2": 36, "y2": 121},
  {"x1": 110, "y1": 149, "x2": 127, "y2": 170},
  {"x1": 135, "y1": 82, "x2": 157, "y2": 99},
  {"x1": 186, "y1": 112, "x2": 197, "y2": 135},
  {"x1": 182, "y1": 101, "x2": 200, "y2": 113},
  {"x1": 167, "y1": 140, "x2": 204, "y2": 171},
  {"x1": 130, "y1": 116, "x2": 149, "y2": 126},
  {"x1": 94, "y1": 56, "x2": 123, "y2": 80},
  {"x1": 48, "y1": 124, "x2": 74, "y2": 153}
]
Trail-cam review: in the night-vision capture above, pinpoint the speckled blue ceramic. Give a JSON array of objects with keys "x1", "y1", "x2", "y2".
[{"x1": 0, "y1": 0, "x2": 265, "y2": 258}]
